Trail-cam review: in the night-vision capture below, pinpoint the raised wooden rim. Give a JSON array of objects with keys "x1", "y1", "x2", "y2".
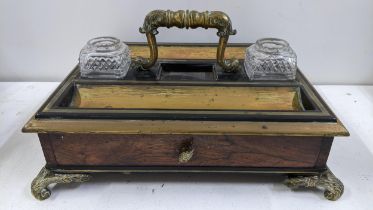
[{"x1": 23, "y1": 118, "x2": 349, "y2": 137}]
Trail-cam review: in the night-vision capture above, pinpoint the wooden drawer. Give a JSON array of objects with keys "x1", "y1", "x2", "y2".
[{"x1": 39, "y1": 134, "x2": 332, "y2": 168}]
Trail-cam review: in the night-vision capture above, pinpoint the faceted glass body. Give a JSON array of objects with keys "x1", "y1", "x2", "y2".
[
  {"x1": 79, "y1": 37, "x2": 131, "y2": 79},
  {"x1": 244, "y1": 38, "x2": 297, "y2": 80}
]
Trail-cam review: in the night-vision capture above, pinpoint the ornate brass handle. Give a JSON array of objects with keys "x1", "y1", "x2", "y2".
[
  {"x1": 135, "y1": 10, "x2": 240, "y2": 72},
  {"x1": 178, "y1": 140, "x2": 194, "y2": 163}
]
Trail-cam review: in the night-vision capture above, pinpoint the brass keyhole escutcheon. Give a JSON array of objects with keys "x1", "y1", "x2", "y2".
[{"x1": 178, "y1": 140, "x2": 194, "y2": 163}]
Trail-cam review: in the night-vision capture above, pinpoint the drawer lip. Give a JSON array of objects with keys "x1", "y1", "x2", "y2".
[
  {"x1": 48, "y1": 166, "x2": 327, "y2": 175},
  {"x1": 24, "y1": 119, "x2": 349, "y2": 137}
]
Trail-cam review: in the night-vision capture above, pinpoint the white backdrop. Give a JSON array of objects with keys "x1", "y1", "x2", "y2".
[{"x1": 1, "y1": 0, "x2": 372, "y2": 84}]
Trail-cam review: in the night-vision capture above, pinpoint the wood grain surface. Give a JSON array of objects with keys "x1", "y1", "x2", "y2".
[
  {"x1": 129, "y1": 45, "x2": 246, "y2": 60},
  {"x1": 72, "y1": 85, "x2": 301, "y2": 111},
  {"x1": 40, "y1": 134, "x2": 332, "y2": 168},
  {"x1": 25, "y1": 119, "x2": 349, "y2": 136}
]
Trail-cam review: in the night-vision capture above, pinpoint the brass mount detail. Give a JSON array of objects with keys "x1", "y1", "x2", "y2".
[
  {"x1": 30, "y1": 165, "x2": 344, "y2": 200},
  {"x1": 178, "y1": 140, "x2": 194, "y2": 163},
  {"x1": 284, "y1": 168, "x2": 344, "y2": 201},
  {"x1": 134, "y1": 10, "x2": 240, "y2": 72},
  {"x1": 31, "y1": 166, "x2": 91, "y2": 200}
]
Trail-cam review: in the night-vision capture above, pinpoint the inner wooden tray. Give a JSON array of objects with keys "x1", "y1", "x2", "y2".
[
  {"x1": 70, "y1": 84, "x2": 304, "y2": 111},
  {"x1": 34, "y1": 71, "x2": 335, "y2": 122},
  {"x1": 30, "y1": 43, "x2": 339, "y2": 123}
]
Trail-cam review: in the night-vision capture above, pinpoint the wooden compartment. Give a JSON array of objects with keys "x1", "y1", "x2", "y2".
[{"x1": 68, "y1": 84, "x2": 304, "y2": 111}]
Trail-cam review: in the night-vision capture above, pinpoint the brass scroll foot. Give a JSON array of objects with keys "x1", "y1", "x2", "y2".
[
  {"x1": 284, "y1": 168, "x2": 344, "y2": 201},
  {"x1": 31, "y1": 166, "x2": 91, "y2": 200}
]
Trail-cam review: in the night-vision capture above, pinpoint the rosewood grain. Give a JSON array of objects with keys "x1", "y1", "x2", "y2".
[
  {"x1": 38, "y1": 133, "x2": 57, "y2": 166},
  {"x1": 39, "y1": 133, "x2": 332, "y2": 168},
  {"x1": 314, "y1": 138, "x2": 333, "y2": 168}
]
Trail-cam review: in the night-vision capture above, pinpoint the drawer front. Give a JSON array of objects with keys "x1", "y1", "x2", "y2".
[{"x1": 39, "y1": 134, "x2": 331, "y2": 168}]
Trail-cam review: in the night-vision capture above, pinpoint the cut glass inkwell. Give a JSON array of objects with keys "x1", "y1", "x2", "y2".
[{"x1": 79, "y1": 36, "x2": 131, "y2": 79}]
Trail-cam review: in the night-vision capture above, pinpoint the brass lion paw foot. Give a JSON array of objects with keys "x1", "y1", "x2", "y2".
[
  {"x1": 284, "y1": 168, "x2": 344, "y2": 201},
  {"x1": 31, "y1": 166, "x2": 91, "y2": 200}
]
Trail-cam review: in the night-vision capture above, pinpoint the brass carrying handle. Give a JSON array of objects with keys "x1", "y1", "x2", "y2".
[{"x1": 135, "y1": 10, "x2": 240, "y2": 72}]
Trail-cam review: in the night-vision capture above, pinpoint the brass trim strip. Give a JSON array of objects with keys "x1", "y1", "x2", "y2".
[
  {"x1": 51, "y1": 168, "x2": 320, "y2": 175},
  {"x1": 23, "y1": 118, "x2": 349, "y2": 136},
  {"x1": 129, "y1": 45, "x2": 246, "y2": 60}
]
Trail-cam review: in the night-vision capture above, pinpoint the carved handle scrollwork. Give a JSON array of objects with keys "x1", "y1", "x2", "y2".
[
  {"x1": 135, "y1": 10, "x2": 240, "y2": 72},
  {"x1": 284, "y1": 168, "x2": 344, "y2": 201},
  {"x1": 31, "y1": 167, "x2": 91, "y2": 200}
]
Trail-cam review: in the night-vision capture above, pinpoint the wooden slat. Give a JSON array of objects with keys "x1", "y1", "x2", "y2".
[
  {"x1": 23, "y1": 119, "x2": 349, "y2": 137},
  {"x1": 73, "y1": 85, "x2": 300, "y2": 111},
  {"x1": 129, "y1": 45, "x2": 246, "y2": 60}
]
